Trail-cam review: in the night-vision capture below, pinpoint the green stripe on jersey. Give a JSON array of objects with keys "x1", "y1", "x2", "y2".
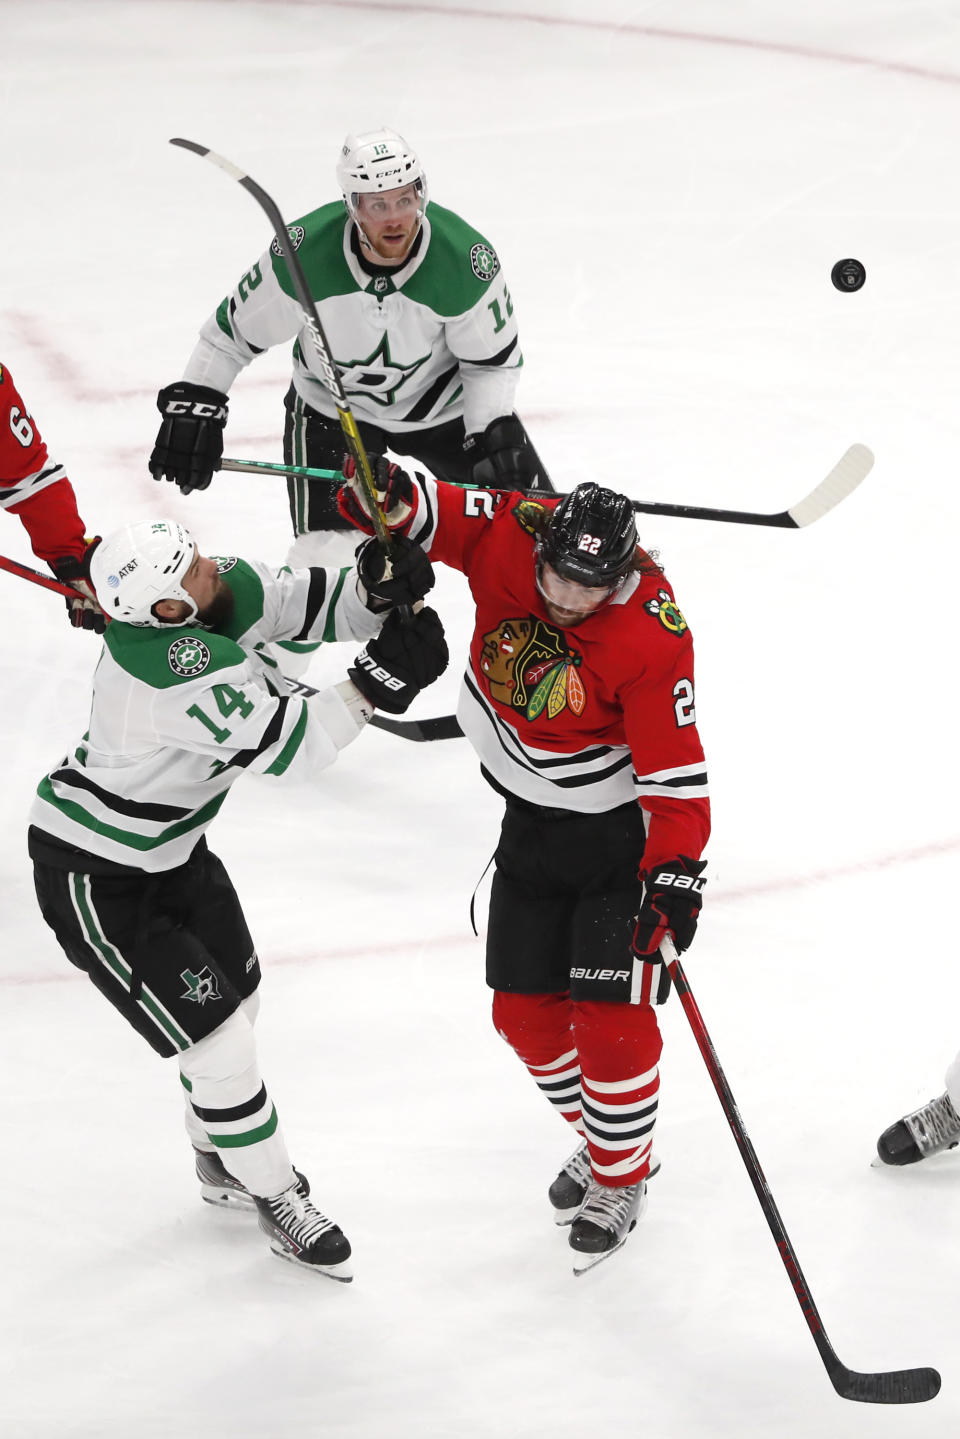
[
  {"x1": 265, "y1": 703, "x2": 308, "y2": 776},
  {"x1": 37, "y1": 777, "x2": 228, "y2": 851}
]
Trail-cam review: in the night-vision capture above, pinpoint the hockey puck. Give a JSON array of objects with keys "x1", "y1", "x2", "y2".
[{"x1": 831, "y1": 258, "x2": 866, "y2": 292}]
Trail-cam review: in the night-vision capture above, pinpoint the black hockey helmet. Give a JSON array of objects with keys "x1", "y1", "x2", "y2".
[{"x1": 536, "y1": 482, "x2": 638, "y2": 589}]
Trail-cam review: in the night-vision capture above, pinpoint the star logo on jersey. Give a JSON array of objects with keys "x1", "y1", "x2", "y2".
[
  {"x1": 180, "y1": 966, "x2": 222, "y2": 1006},
  {"x1": 480, "y1": 616, "x2": 586, "y2": 722},
  {"x1": 213, "y1": 556, "x2": 238, "y2": 573},
  {"x1": 470, "y1": 243, "x2": 500, "y2": 282},
  {"x1": 335, "y1": 333, "x2": 430, "y2": 407},
  {"x1": 644, "y1": 590, "x2": 688, "y2": 636},
  {"x1": 270, "y1": 225, "x2": 305, "y2": 258},
  {"x1": 168, "y1": 637, "x2": 211, "y2": 676}
]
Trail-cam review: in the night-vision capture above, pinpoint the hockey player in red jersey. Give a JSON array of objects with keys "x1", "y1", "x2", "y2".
[
  {"x1": 0, "y1": 364, "x2": 103, "y2": 631},
  {"x1": 339, "y1": 463, "x2": 710, "y2": 1271}
]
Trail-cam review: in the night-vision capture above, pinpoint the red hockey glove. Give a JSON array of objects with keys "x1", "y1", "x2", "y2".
[
  {"x1": 632, "y1": 857, "x2": 706, "y2": 956},
  {"x1": 51, "y1": 537, "x2": 106, "y2": 634},
  {"x1": 336, "y1": 454, "x2": 417, "y2": 535}
]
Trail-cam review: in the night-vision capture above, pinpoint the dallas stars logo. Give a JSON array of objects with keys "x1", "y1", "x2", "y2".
[
  {"x1": 180, "y1": 966, "x2": 222, "y2": 1006},
  {"x1": 168, "y1": 637, "x2": 211, "y2": 677},
  {"x1": 336, "y1": 333, "x2": 430, "y2": 407}
]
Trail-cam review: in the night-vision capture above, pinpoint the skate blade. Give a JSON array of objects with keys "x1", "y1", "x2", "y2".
[
  {"x1": 200, "y1": 1184, "x2": 256, "y2": 1210},
  {"x1": 572, "y1": 1232, "x2": 631, "y2": 1277},
  {"x1": 267, "y1": 1239, "x2": 354, "y2": 1283}
]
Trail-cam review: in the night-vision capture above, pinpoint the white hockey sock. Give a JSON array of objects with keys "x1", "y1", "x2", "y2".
[
  {"x1": 179, "y1": 1008, "x2": 295, "y2": 1198},
  {"x1": 181, "y1": 992, "x2": 262, "y2": 1152}
]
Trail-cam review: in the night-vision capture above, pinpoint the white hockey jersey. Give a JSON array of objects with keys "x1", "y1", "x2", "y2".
[
  {"x1": 29, "y1": 557, "x2": 380, "y2": 872},
  {"x1": 183, "y1": 203, "x2": 522, "y2": 435}
]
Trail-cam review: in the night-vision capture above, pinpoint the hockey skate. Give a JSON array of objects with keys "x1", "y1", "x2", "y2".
[
  {"x1": 875, "y1": 1091, "x2": 960, "y2": 1166},
  {"x1": 254, "y1": 1183, "x2": 353, "y2": 1282},
  {"x1": 569, "y1": 1179, "x2": 647, "y2": 1275},
  {"x1": 548, "y1": 1138, "x2": 660, "y2": 1225},
  {"x1": 193, "y1": 1146, "x2": 310, "y2": 1210}
]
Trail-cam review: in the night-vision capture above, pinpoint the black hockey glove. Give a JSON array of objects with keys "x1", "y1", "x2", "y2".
[
  {"x1": 337, "y1": 454, "x2": 417, "y2": 535},
  {"x1": 348, "y1": 606, "x2": 448, "y2": 714},
  {"x1": 464, "y1": 415, "x2": 549, "y2": 492},
  {"x1": 51, "y1": 537, "x2": 106, "y2": 633},
  {"x1": 150, "y1": 381, "x2": 229, "y2": 494},
  {"x1": 632, "y1": 857, "x2": 707, "y2": 956},
  {"x1": 355, "y1": 534, "x2": 435, "y2": 612}
]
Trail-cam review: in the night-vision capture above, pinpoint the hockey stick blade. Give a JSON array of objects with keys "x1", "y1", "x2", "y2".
[
  {"x1": 369, "y1": 713, "x2": 464, "y2": 742},
  {"x1": 222, "y1": 457, "x2": 341, "y2": 481},
  {"x1": 664, "y1": 939, "x2": 940, "y2": 1405}
]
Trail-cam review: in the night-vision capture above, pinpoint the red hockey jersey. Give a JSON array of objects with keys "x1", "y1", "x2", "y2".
[
  {"x1": 0, "y1": 364, "x2": 86, "y2": 564},
  {"x1": 409, "y1": 478, "x2": 710, "y2": 874}
]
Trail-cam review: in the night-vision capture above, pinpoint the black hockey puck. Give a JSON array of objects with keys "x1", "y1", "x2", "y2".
[{"x1": 831, "y1": 257, "x2": 866, "y2": 292}]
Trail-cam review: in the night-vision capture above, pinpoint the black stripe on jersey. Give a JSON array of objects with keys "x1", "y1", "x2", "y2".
[
  {"x1": 465, "y1": 672, "x2": 617, "y2": 769},
  {"x1": 49, "y1": 767, "x2": 190, "y2": 821},
  {"x1": 225, "y1": 696, "x2": 290, "y2": 770},
  {"x1": 291, "y1": 567, "x2": 329, "y2": 641},
  {"x1": 0, "y1": 464, "x2": 64, "y2": 505},
  {"x1": 635, "y1": 770, "x2": 708, "y2": 790},
  {"x1": 462, "y1": 336, "x2": 519, "y2": 368},
  {"x1": 408, "y1": 478, "x2": 438, "y2": 549},
  {"x1": 402, "y1": 364, "x2": 460, "y2": 424},
  {"x1": 465, "y1": 671, "x2": 633, "y2": 788},
  {"x1": 227, "y1": 297, "x2": 264, "y2": 354},
  {"x1": 190, "y1": 1083, "x2": 269, "y2": 1123}
]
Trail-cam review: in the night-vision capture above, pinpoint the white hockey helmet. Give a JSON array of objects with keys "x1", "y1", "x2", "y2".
[
  {"x1": 336, "y1": 128, "x2": 428, "y2": 230},
  {"x1": 91, "y1": 519, "x2": 198, "y2": 627}
]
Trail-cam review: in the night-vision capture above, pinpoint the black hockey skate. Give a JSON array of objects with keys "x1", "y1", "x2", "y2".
[
  {"x1": 569, "y1": 1179, "x2": 647, "y2": 1275},
  {"x1": 876, "y1": 1091, "x2": 960, "y2": 1166},
  {"x1": 254, "y1": 1183, "x2": 353, "y2": 1282},
  {"x1": 193, "y1": 1146, "x2": 310, "y2": 1210},
  {"x1": 549, "y1": 1138, "x2": 660, "y2": 1225}
]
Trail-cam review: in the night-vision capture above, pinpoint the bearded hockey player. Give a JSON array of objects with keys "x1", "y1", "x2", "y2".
[
  {"x1": 150, "y1": 128, "x2": 551, "y2": 563},
  {"x1": 876, "y1": 1051, "x2": 960, "y2": 1166},
  {"x1": 27, "y1": 518, "x2": 447, "y2": 1280},
  {"x1": 338, "y1": 464, "x2": 710, "y2": 1272},
  {"x1": 0, "y1": 363, "x2": 103, "y2": 631}
]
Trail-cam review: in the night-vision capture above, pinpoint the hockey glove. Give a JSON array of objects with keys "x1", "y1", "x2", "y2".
[
  {"x1": 464, "y1": 415, "x2": 547, "y2": 492},
  {"x1": 348, "y1": 606, "x2": 448, "y2": 714},
  {"x1": 51, "y1": 537, "x2": 106, "y2": 634},
  {"x1": 337, "y1": 454, "x2": 417, "y2": 535},
  {"x1": 150, "y1": 381, "x2": 229, "y2": 494},
  {"x1": 632, "y1": 856, "x2": 707, "y2": 956},
  {"x1": 355, "y1": 534, "x2": 435, "y2": 612}
]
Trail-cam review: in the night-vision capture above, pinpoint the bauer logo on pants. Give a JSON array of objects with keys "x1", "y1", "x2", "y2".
[{"x1": 168, "y1": 638, "x2": 211, "y2": 677}]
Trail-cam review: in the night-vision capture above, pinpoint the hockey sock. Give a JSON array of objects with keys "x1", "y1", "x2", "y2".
[
  {"x1": 492, "y1": 991, "x2": 583, "y2": 1131},
  {"x1": 179, "y1": 1008, "x2": 295, "y2": 1198},
  {"x1": 180, "y1": 991, "x2": 262, "y2": 1151},
  {"x1": 572, "y1": 1000, "x2": 662, "y2": 1186}
]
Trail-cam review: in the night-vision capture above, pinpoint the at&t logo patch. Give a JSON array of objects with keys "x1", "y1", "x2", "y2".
[{"x1": 169, "y1": 637, "x2": 211, "y2": 677}]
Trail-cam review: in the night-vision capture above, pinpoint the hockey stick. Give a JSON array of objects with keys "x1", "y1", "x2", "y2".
[
  {"x1": 661, "y1": 935, "x2": 940, "y2": 1404},
  {"x1": 170, "y1": 138, "x2": 391, "y2": 553},
  {"x1": 0, "y1": 552, "x2": 82, "y2": 599},
  {"x1": 220, "y1": 443, "x2": 873, "y2": 529},
  {"x1": 282, "y1": 677, "x2": 462, "y2": 742}
]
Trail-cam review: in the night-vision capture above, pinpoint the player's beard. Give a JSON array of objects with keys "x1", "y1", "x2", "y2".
[{"x1": 197, "y1": 580, "x2": 235, "y2": 629}]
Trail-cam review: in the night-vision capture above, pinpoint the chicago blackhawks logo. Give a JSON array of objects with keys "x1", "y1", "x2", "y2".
[
  {"x1": 644, "y1": 590, "x2": 688, "y2": 636},
  {"x1": 168, "y1": 638, "x2": 211, "y2": 676},
  {"x1": 480, "y1": 616, "x2": 586, "y2": 722},
  {"x1": 470, "y1": 243, "x2": 500, "y2": 282},
  {"x1": 180, "y1": 966, "x2": 222, "y2": 1006}
]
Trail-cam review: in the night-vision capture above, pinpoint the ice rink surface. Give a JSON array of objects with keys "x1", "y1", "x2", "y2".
[{"x1": 3, "y1": 1, "x2": 960, "y2": 1434}]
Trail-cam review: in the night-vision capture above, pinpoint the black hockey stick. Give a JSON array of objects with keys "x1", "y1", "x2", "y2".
[
  {"x1": 661, "y1": 936, "x2": 940, "y2": 1404},
  {"x1": 221, "y1": 442, "x2": 872, "y2": 530},
  {"x1": 0, "y1": 552, "x2": 84, "y2": 600}
]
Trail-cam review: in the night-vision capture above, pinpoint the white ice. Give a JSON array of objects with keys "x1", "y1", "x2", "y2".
[{"x1": 3, "y1": 2, "x2": 960, "y2": 1435}]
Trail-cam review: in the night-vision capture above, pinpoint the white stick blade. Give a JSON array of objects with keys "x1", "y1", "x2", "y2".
[{"x1": 787, "y1": 444, "x2": 874, "y2": 527}]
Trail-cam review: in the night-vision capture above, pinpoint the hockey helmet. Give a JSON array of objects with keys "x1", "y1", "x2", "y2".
[
  {"x1": 536, "y1": 483, "x2": 638, "y2": 590},
  {"x1": 336, "y1": 128, "x2": 428, "y2": 229},
  {"x1": 91, "y1": 519, "x2": 198, "y2": 627}
]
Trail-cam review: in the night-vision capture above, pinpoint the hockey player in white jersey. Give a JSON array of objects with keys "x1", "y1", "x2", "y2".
[
  {"x1": 876, "y1": 1051, "x2": 960, "y2": 1166},
  {"x1": 28, "y1": 518, "x2": 447, "y2": 1280},
  {"x1": 150, "y1": 128, "x2": 552, "y2": 562}
]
